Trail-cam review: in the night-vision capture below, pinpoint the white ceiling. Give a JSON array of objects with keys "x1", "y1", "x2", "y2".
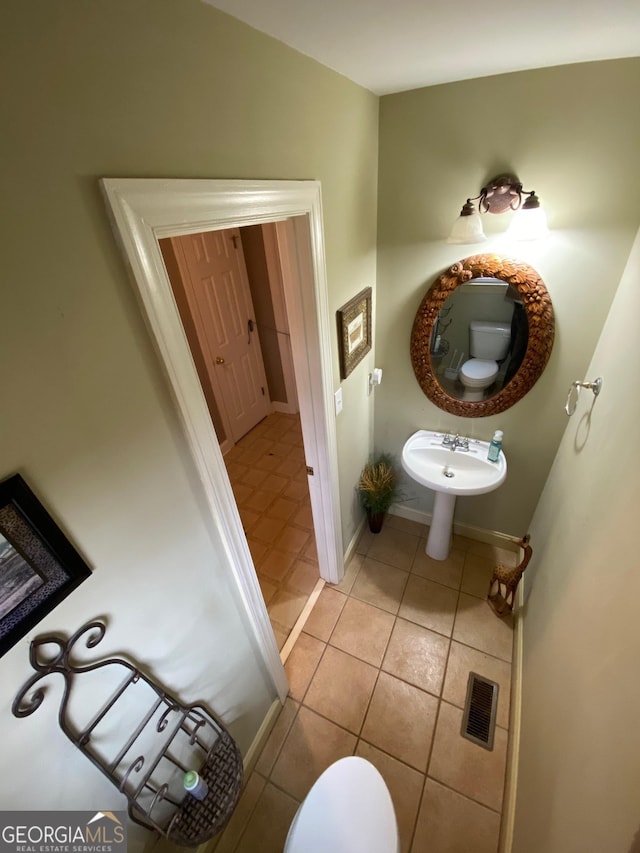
[{"x1": 202, "y1": 0, "x2": 640, "y2": 94}]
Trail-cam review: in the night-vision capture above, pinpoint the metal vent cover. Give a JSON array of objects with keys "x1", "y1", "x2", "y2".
[{"x1": 461, "y1": 672, "x2": 499, "y2": 750}]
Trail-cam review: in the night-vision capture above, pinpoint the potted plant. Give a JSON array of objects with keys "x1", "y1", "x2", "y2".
[{"x1": 357, "y1": 453, "x2": 398, "y2": 533}]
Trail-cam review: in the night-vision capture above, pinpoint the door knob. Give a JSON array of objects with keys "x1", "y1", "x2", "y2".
[{"x1": 215, "y1": 356, "x2": 225, "y2": 365}]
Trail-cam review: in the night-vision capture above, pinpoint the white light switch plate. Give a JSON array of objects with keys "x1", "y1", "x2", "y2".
[{"x1": 334, "y1": 387, "x2": 343, "y2": 415}]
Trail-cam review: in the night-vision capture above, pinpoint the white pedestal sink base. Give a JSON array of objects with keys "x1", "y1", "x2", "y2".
[{"x1": 426, "y1": 492, "x2": 457, "y2": 560}]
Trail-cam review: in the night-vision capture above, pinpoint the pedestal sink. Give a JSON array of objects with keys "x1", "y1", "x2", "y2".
[{"x1": 402, "y1": 430, "x2": 507, "y2": 560}]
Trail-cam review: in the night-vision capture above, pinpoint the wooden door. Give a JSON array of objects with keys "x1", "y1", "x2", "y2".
[{"x1": 172, "y1": 229, "x2": 270, "y2": 442}]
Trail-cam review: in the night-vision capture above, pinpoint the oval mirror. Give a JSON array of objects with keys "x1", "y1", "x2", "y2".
[{"x1": 410, "y1": 255, "x2": 554, "y2": 417}]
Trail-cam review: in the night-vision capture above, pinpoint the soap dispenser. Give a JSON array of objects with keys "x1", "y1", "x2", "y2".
[{"x1": 487, "y1": 430, "x2": 503, "y2": 463}]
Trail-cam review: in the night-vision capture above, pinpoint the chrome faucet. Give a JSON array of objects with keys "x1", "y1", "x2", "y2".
[{"x1": 442, "y1": 433, "x2": 469, "y2": 451}]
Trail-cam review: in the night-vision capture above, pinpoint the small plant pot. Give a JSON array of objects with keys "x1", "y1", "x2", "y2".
[{"x1": 367, "y1": 511, "x2": 385, "y2": 534}]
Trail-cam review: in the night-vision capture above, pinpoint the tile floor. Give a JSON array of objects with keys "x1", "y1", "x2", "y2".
[
  {"x1": 223, "y1": 412, "x2": 320, "y2": 651},
  {"x1": 216, "y1": 515, "x2": 518, "y2": 853}
]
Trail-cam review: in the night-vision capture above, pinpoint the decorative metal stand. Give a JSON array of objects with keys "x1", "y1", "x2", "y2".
[
  {"x1": 487, "y1": 534, "x2": 533, "y2": 616},
  {"x1": 12, "y1": 621, "x2": 243, "y2": 846}
]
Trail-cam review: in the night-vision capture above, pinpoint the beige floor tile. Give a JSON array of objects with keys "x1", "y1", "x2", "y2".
[
  {"x1": 304, "y1": 646, "x2": 378, "y2": 734},
  {"x1": 399, "y1": 575, "x2": 459, "y2": 637},
  {"x1": 238, "y1": 506, "x2": 261, "y2": 533},
  {"x1": 268, "y1": 588, "x2": 307, "y2": 630},
  {"x1": 231, "y1": 482, "x2": 254, "y2": 506},
  {"x1": 302, "y1": 537, "x2": 318, "y2": 563},
  {"x1": 259, "y1": 548, "x2": 297, "y2": 582},
  {"x1": 367, "y1": 526, "x2": 421, "y2": 570},
  {"x1": 384, "y1": 514, "x2": 429, "y2": 538},
  {"x1": 284, "y1": 632, "x2": 325, "y2": 702},
  {"x1": 461, "y1": 552, "x2": 494, "y2": 599},
  {"x1": 236, "y1": 445, "x2": 263, "y2": 466},
  {"x1": 271, "y1": 622, "x2": 289, "y2": 650},
  {"x1": 270, "y1": 441, "x2": 293, "y2": 458},
  {"x1": 270, "y1": 706, "x2": 357, "y2": 800},
  {"x1": 412, "y1": 777, "x2": 501, "y2": 853},
  {"x1": 330, "y1": 597, "x2": 395, "y2": 666},
  {"x1": 356, "y1": 741, "x2": 424, "y2": 853},
  {"x1": 355, "y1": 526, "x2": 375, "y2": 555},
  {"x1": 234, "y1": 781, "x2": 300, "y2": 853},
  {"x1": 255, "y1": 698, "x2": 300, "y2": 777},
  {"x1": 225, "y1": 460, "x2": 249, "y2": 482},
  {"x1": 453, "y1": 593, "x2": 513, "y2": 662},
  {"x1": 290, "y1": 445, "x2": 307, "y2": 462},
  {"x1": 254, "y1": 451, "x2": 282, "y2": 473},
  {"x1": 239, "y1": 466, "x2": 270, "y2": 489},
  {"x1": 382, "y1": 618, "x2": 450, "y2": 696},
  {"x1": 285, "y1": 559, "x2": 320, "y2": 595},
  {"x1": 261, "y1": 471, "x2": 290, "y2": 493},
  {"x1": 304, "y1": 586, "x2": 347, "y2": 641},
  {"x1": 249, "y1": 436, "x2": 275, "y2": 456},
  {"x1": 274, "y1": 524, "x2": 310, "y2": 555},
  {"x1": 282, "y1": 479, "x2": 309, "y2": 501},
  {"x1": 264, "y1": 495, "x2": 299, "y2": 522},
  {"x1": 351, "y1": 557, "x2": 409, "y2": 614},
  {"x1": 412, "y1": 544, "x2": 465, "y2": 590},
  {"x1": 277, "y1": 457, "x2": 303, "y2": 478},
  {"x1": 247, "y1": 538, "x2": 268, "y2": 565},
  {"x1": 361, "y1": 672, "x2": 438, "y2": 772},
  {"x1": 442, "y1": 641, "x2": 511, "y2": 730},
  {"x1": 251, "y1": 514, "x2": 287, "y2": 545},
  {"x1": 451, "y1": 534, "x2": 475, "y2": 551},
  {"x1": 292, "y1": 504, "x2": 313, "y2": 530},
  {"x1": 214, "y1": 771, "x2": 267, "y2": 853},
  {"x1": 467, "y1": 540, "x2": 518, "y2": 567},
  {"x1": 258, "y1": 575, "x2": 278, "y2": 605},
  {"x1": 334, "y1": 553, "x2": 363, "y2": 595},
  {"x1": 428, "y1": 701, "x2": 508, "y2": 812},
  {"x1": 244, "y1": 489, "x2": 276, "y2": 513}
]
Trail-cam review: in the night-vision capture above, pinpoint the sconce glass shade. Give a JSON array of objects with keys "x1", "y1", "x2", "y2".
[
  {"x1": 447, "y1": 210, "x2": 487, "y2": 244},
  {"x1": 507, "y1": 203, "x2": 548, "y2": 241}
]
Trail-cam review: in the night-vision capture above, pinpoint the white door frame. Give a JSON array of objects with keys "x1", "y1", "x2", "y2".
[{"x1": 101, "y1": 178, "x2": 344, "y2": 702}]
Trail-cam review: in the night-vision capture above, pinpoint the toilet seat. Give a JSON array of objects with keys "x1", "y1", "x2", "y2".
[
  {"x1": 459, "y1": 357, "x2": 499, "y2": 388},
  {"x1": 284, "y1": 757, "x2": 399, "y2": 853}
]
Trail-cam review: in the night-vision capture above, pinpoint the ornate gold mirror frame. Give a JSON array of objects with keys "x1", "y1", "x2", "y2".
[{"x1": 410, "y1": 254, "x2": 555, "y2": 417}]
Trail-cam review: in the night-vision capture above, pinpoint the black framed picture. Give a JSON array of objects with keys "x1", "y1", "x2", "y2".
[
  {"x1": 337, "y1": 286, "x2": 372, "y2": 379},
  {"x1": 0, "y1": 474, "x2": 91, "y2": 657}
]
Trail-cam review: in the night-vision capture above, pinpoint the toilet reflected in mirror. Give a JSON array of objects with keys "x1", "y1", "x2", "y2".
[
  {"x1": 431, "y1": 277, "x2": 528, "y2": 403},
  {"x1": 459, "y1": 319, "x2": 512, "y2": 401}
]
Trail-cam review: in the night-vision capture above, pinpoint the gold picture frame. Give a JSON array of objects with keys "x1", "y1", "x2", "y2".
[{"x1": 337, "y1": 287, "x2": 372, "y2": 379}]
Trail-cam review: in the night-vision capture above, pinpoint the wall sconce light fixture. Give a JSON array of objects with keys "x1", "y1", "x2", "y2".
[{"x1": 447, "y1": 173, "x2": 548, "y2": 244}]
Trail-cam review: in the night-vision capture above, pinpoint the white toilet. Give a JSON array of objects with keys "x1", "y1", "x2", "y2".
[
  {"x1": 284, "y1": 756, "x2": 400, "y2": 853},
  {"x1": 459, "y1": 320, "x2": 511, "y2": 401}
]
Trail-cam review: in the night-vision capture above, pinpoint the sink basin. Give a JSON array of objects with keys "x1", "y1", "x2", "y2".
[
  {"x1": 402, "y1": 430, "x2": 507, "y2": 560},
  {"x1": 402, "y1": 430, "x2": 506, "y2": 496}
]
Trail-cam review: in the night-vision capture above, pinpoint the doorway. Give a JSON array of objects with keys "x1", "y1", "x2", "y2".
[
  {"x1": 101, "y1": 178, "x2": 344, "y2": 701},
  {"x1": 159, "y1": 225, "x2": 322, "y2": 651}
]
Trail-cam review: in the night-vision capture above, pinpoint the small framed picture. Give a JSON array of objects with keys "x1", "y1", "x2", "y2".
[
  {"x1": 0, "y1": 474, "x2": 91, "y2": 657},
  {"x1": 337, "y1": 287, "x2": 372, "y2": 379}
]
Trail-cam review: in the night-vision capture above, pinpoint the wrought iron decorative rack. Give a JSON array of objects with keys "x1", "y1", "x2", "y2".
[{"x1": 12, "y1": 620, "x2": 243, "y2": 846}]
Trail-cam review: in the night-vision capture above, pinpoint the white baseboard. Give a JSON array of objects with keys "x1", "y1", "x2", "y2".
[
  {"x1": 389, "y1": 503, "x2": 520, "y2": 552},
  {"x1": 499, "y1": 580, "x2": 524, "y2": 853},
  {"x1": 271, "y1": 401, "x2": 298, "y2": 415},
  {"x1": 241, "y1": 697, "x2": 283, "y2": 778},
  {"x1": 343, "y1": 514, "x2": 367, "y2": 567}
]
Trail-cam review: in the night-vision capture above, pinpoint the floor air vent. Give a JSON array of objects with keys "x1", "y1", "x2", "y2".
[{"x1": 461, "y1": 672, "x2": 499, "y2": 750}]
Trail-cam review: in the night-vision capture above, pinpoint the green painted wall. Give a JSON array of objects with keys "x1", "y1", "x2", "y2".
[
  {"x1": 0, "y1": 0, "x2": 378, "y2": 843},
  {"x1": 514, "y1": 227, "x2": 640, "y2": 853},
  {"x1": 377, "y1": 59, "x2": 640, "y2": 535}
]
